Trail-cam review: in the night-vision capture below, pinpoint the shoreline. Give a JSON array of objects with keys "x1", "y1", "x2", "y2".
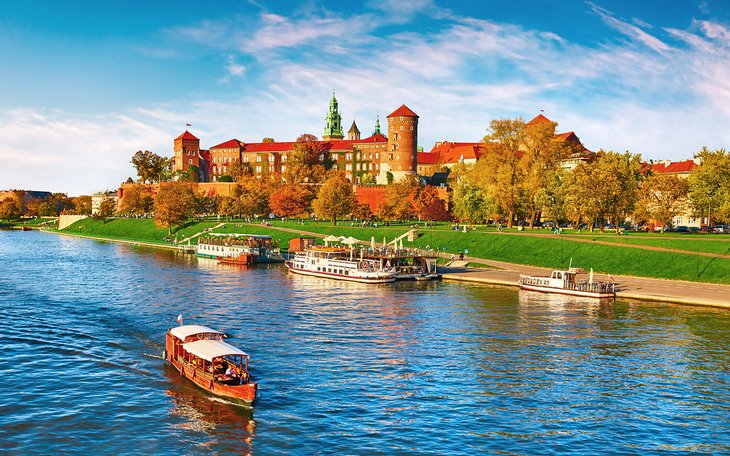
[{"x1": 40, "y1": 229, "x2": 730, "y2": 309}]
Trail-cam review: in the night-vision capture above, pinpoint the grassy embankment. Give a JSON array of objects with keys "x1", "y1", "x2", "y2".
[{"x1": 59, "y1": 218, "x2": 730, "y2": 284}]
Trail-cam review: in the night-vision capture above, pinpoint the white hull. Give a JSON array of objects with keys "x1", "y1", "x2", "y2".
[
  {"x1": 520, "y1": 283, "x2": 614, "y2": 299},
  {"x1": 287, "y1": 264, "x2": 396, "y2": 283}
]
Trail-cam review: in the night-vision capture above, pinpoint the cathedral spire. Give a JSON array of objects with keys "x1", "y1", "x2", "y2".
[
  {"x1": 323, "y1": 92, "x2": 344, "y2": 141},
  {"x1": 373, "y1": 113, "x2": 381, "y2": 135}
]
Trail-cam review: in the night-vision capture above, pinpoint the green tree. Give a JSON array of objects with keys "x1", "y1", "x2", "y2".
[
  {"x1": 452, "y1": 180, "x2": 489, "y2": 223},
  {"x1": 311, "y1": 171, "x2": 356, "y2": 225},
  {"x1": 154, "y1": 181, "x2": 197, "y2": 234},
  {"x1": 360, "y1": 172, "x2": 377, "y2": 185},
  {"x1": 131, "y1": 150, "x2": 168, "y2": 184},
  {"x1": 689, "y1": 148, "x2": 730, "y2": 224}
]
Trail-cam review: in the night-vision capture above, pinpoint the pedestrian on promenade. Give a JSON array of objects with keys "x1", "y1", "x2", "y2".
[
  {"x1": 450, "y1": 253, "x2": 455, "y2": 262},
  {"x1": 498, "y1": 223, "x2": 502, "y2": 232}
]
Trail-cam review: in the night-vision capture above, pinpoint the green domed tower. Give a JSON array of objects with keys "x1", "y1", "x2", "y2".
[{"x1": 323, "y1": 92, "x2": 344, "y2": 141}]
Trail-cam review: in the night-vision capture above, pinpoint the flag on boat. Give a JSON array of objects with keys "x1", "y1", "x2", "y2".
[{"x1": 177, "y1": 314, "x2": 183, "y2": 325}]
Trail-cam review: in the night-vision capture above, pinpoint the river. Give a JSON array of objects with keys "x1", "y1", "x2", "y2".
[{"x1": 0, "y1": 230, "x2": 728, "y2": 454}]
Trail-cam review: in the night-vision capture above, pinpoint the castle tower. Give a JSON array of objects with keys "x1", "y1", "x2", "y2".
[
  {"x1": 379, "y1": 104, "x2": 418, "y2": 183},
  {"x1": 347, "y1": 120, "x2": 361, "y2": 140},
  {"x1": 173, "y1": 130, "x2": 200, "y2": 176},
  {"x1": 322, "y1": 93, "x2": 344, "y2": 141}
]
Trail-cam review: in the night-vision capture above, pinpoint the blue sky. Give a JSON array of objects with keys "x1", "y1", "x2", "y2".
[{"x1": 2, "y1": 0, "x2": 729, "y2": 194}]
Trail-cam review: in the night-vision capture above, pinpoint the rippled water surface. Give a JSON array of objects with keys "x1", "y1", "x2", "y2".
[{"x1": 1, "y1": 230, "x2": 729, "y2": 454}]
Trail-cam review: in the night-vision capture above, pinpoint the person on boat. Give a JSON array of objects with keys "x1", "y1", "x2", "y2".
[{"x1": 225, "y1": 365, "x2": 237, "y2": 378}]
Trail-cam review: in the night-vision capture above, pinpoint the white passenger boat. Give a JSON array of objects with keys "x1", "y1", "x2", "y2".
[
  {"x1": 197, "y1": 233, "x2": 283, "y2": 263},
  {"x1": 519, "y1": 267, "x2": 615, "y2": 299},
  {"x1": 285, "y1": 246, "x2": 397, "y2": 283}
]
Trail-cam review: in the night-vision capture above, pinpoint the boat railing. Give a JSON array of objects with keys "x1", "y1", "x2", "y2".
[{"x1": 519, "y1": 275, "x2": 615, "y2": 293}]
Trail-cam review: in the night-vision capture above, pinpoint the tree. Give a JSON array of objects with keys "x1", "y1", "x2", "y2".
[
  {"x1": 119, "y1": 184, "x2": 153, "y2": 216},
  {"x1": 689, "y1": 148, "x2": 730, "y2": 224},
  {"x1": 262, "y1": 137, "x2": 275, "y2": 143},
  {"x1": 229, "y1": 160, "x2": 253, "y2": 182},
  {"x1": 360, "y1": 172, "x2": 377, "y2": 185},
  {"x1": 283, "y1": 134, "x2": 330, "y2": 185},
  {"x1": 452, "y1": 180, "x2": 490, "y2": 223},
  {"x1": 473, "y1": 118, "x2": 526, "y2": 227},
  {"x1": 95, "y1": 197, "x2": 117, "y2": 222},
  {"x1": 37, "y1": 193, "x2": 73, "y2": 216},
  {"x1": 312, "y1": 171, "x2": 355, "y2": 225},
  {"x1": 71, "y1": 195, "x2": 92, "y2": 215},
  {"x1": 154, "y1": 181, "x2": 197, "y2": 234},
  {"x1": 636, "y1": 173, "x2": 690, "y2": 232},
  {"x1": 270, "y1": 184, "x2": 314, "y2": 217},
  {"x1": 0, "y1": 197, "x2": 21, "y2": 220},
  {"x1": 351, "y1": 201, "x2": 373, "y2": 220},
  {"x1": 232, "y1": 177, "x2": 271, "y2": 218},
  {"x1": 378, "y1": 174, "x2": 421, "y2": 221},
  {"x1": 414, "y1": 186, "x2": 451, "y2": 221},
  {"x1": 131, "y1": 150, "x2": 169, "y2": 184}
]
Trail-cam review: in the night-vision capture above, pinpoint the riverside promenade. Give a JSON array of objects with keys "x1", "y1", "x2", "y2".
[{"x1": 440, "y1": 257, "x2": 730, "y2": 309}]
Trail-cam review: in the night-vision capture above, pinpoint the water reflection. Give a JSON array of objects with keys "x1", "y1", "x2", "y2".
[{"x1": 163, "y1": 364, "x2": 256, "y2": 454}]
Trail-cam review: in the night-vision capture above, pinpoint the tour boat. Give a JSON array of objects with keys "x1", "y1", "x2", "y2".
[
  {"x1": 285, "y1": 246, "x2": 397, "y2": 283},
  {"x1": 165, "y1": 324, "x2": 257, "y2": 405},
  {"x1": 197, "y1": 233, "x2": 283, "y2": 264},
  {"x1": 518, "y1": 267, "x2": 615, "y2": 299}
]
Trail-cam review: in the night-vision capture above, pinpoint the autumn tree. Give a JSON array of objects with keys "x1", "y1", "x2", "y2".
[
  {"x1": 377, "y1": 174, "x2": 421, "y2": 221},
  {"x1": 131, "y1": 150, "x2": 170, "y2": 184},
  {"x1": 269, "y1": 184, "x2": 313, "y2": 217},
  {"x1": 154, "y1": 181, "x2": 197, "y2": 234},
  {"x1": 0, "y1": 197, "x2": 21, "y2": 220},
  {"x1": 452, "y1": 180, "x2": 489, "y2": 223},
  {"x1": 636, "y1": 173, "x2": 690, "y2": 232},
  {"x1": 414, "y1": 185, "x2": 451, "y2": 221},
  {"x1": 71, "y1": 195, "x2": 92, "y2": 215},
  {"x1": 262, "y1": 137, "x2": 275, "y2": 143},
  {"x1": 311, "y1": 171, "x2": 356, "y2": 225},
  {"x1": 472, "y1": 118, "x2": 526, "y2": 227},
  {"x1": 95, "y1": 197, "x2": 117, "y2": 222},
  {"x1": 283, "y1": 134, "x2": 330, "y2": 185},
  {"x1": 38, "y1": 193, "x2": 73, "y2": 216},
  {"x1": 119, "y1": 184, "x2": 153, "y2": 216},
  {"x1": 351, "y1": 201, "x2": 373, "y2": 221},
  {"x1": 230, "y1": 177, "x2": 271, "y2": 218},
  {"x1": 689, "y1": 147, "x2": 730, "y2": 224}
]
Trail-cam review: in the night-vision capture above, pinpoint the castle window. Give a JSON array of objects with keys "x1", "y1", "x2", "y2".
[
  {"x1": 255, "y1": 165, "x2": 262, "y2": 173},
  {"x1": 188, "y1": 159, "x2": 193, "y2": 164},
  {"x1": 410, "y1": 126, "x2": 414, "y2": 130},
  {"x1": 282, "y1": 154, "x2": 287, "y2": 162},
  {"x1": 400, "y1": 126, "x2": 403, "y2": 130},
  {"x1": 244, "y1": 156, "x2": 249, "y2": 163},
  {"x1": 346, "y1": 153, "x2": 352, "y2": 160},
  {"x1": 375, "y1": 153, "x2": 379, "y2": 159},
  {"x1": 281, "y1": 165, "x2": 286, "y2": 172},
  {"x1": 345, "y1": 164, "x2": 352, "y2": 171},
  {"x1": 268, "y1": 155, "x2": 275, "y2": 162},
  {"x1": 389, "y1": 154, "x2": 393, "y2": 160},
  {"x1": 256, "y1": 155, "x2": 262, "y2": 162},
  {"x1": 400, "y1": 117, "x2": 403, "y2": 121}
]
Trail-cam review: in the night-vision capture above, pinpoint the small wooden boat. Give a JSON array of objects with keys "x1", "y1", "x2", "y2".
[
  {"x1": 519, "y1": 267, "x2": 615, "y2": 299},
  {"x1": 165, "y1": 324, "x2": 257, "y2": 405},
  {"x1": 217, "y1": 253, "x2": 256, "y2": 265}
]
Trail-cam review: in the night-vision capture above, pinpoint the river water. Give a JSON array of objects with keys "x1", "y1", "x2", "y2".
[{"x1": 0, "y1": 230, "x2": 728, "y2": 455}]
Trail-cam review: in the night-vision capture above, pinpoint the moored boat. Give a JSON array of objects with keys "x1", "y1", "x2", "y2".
[
  {"x1": 165, "y1": 324, "x2": 257, "y2": 405},
  {"x1": 197, "y1": 233, "x2": 283, "y2": 263},
  {"x1": 286, "y1": 246, "x2": 397, "y2": 283},
  {"x1": 217, "y1": 253, "x2": 256, "y2": 265},
  {"x1": 518, "y1": 267, "x2": 615, "y2": 299}
]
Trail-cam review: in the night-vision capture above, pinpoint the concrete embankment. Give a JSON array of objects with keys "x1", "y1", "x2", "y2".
[{"x1": 440, "y1": 261, "x2": 730, "y2": 309}]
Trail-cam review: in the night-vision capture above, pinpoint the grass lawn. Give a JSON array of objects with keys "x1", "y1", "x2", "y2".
[{"x1": 56, "y1": 217, "x2": 730, "y2": 284}]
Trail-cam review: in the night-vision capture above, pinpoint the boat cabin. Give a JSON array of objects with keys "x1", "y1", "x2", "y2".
[{"x1": 167, "y1": 325, "x2": 251, "y2": 385}]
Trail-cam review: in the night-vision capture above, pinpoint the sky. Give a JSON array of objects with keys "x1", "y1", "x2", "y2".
[{"x1": 2, "y1": 0, "x2": 730, "y2": 195}]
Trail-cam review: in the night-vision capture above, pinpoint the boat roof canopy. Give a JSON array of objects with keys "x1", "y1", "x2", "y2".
[
  {"x1": 183, "y1": 339, "x2": 248, "y2": 362},
  {"x1": 171, "y1": 325, "x2": 222, "y2": 340},
  {"x1": 205, "y1": 233, "x2": 272, "y2": 239}
]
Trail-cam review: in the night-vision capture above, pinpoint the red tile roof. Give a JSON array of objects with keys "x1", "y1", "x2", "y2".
[
  {"x1": 649, "y1": 159, "x2": 699, "y2": 174},
  {"x1": 240, "y1": 134, "x2": 390, "y2": 154},
  {"x1": 526, "y1": 114, "x2": 552, "y2": 126},
  {"x1": 421, "y1": 142, "x2": 482, "y2": 165},
  {"x1": 417, "y1": 152, "x2": 440, "y2": 164},
  {"x1": 210, "y1": 139, "x2": 244, "y2": 149},
  {"x1": 388, "y1": 104, "x2": 419, "y2": 118},
  {"x1": 175, "y1": 130, "x2": 199, "y2": 141}
]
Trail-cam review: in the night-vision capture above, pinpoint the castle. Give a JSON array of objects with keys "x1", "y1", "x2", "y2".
[{"x1": 173, "y1": 94, "x2": 419, "y2": 185}]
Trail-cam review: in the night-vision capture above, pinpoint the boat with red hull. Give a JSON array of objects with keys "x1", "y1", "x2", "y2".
[
  {"x1": 217, "y1": 253, "x2": 256, "y2": 265},
  {"x1": 165, "y1": 324, "x2": 257, "y2": 405}
]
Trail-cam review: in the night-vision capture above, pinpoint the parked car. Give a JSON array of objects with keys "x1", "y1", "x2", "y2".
[
  {"x1": 715, "y1": 225, "x2": 729, "y2": 233},
  {"x1": 700, "y1": 226, "x2": 713, "y2": 233},
  {"x1": 674, "y1": 226, "x2": 689, "y2": 232}
]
